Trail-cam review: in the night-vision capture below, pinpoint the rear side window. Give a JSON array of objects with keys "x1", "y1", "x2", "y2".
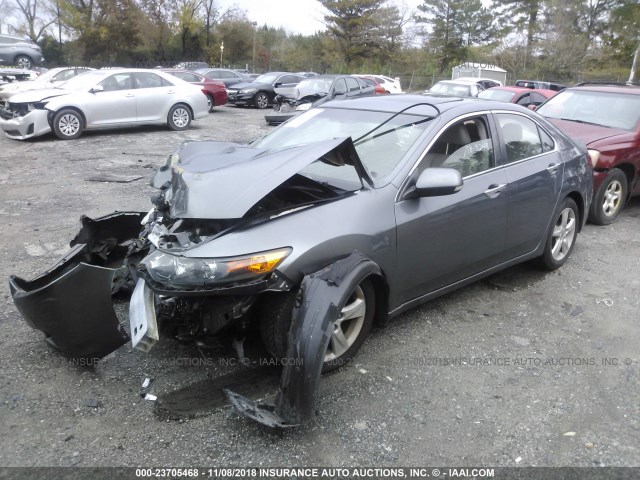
[
  {"x1": 496, "y1": 113, "x2": 545, "y2": 163},
  {"x1": 135, "y1": 72, "x2": 166, "y2": 88}
]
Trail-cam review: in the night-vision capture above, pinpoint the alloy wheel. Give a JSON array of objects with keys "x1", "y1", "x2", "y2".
[
  {"x1": 551, "y1": 207, "x2": 576, "y2": 262},
  {"x1": 172, "y1": 108, "x2": 190, "y2": 128},
  {"x1": 602, "y1": 179, "x2": 623, "y2": 217},
  {"x1": 59, "y1": 114, "x2": 80, "y2": 137},
  {"x1": 324, "y1": 285, "x2": 366, "y2": 362}
]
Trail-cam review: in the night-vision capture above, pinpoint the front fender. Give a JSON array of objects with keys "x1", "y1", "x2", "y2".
[{"x1": 225, "y1": 251, "x2": 382, "y2": 427}]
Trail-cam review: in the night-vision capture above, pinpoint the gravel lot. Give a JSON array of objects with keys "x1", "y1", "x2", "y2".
[{"x1": 0, "y1": 105, "x2": 638, "y2": 468}]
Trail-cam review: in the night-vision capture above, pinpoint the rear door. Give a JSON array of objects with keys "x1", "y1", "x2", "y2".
[
  {"x1": 494, "y1": 112, "x2": 564, "y2": 257},
  {"x1": 134, "y1": 72, "x2": 175, "y2": 122},
  {"x1": 395, "y1": 114, "x2": 510, "y2": 302}
]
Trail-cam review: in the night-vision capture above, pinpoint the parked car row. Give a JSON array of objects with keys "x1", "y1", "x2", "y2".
[{"x1": 0, "y1": 69, "x2": 209, "y2": 139}]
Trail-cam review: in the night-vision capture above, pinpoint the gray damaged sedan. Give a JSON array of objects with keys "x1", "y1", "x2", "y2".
[
  {"x1": 0, "y1": 69, "x2": 208, "y2": 140},
  {"x1": 9, "y1": 95, "x2": 593, "y2": 426}
]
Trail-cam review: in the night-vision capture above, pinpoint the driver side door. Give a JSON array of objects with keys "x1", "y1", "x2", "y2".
[
  {"x1": 83, "y1": 72, "x2": 137, "y2": 126},
  {"x1": 394, "y1": 114, "x2": 510, "y2": 304}
]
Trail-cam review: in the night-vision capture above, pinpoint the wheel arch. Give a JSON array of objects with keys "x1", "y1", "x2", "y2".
[
  {"x1": 613, "y1": 163, "x2": 636, "y2": 200},
  {"x1": 172, "y1": 101, "x2": 194, "y2": 119},
  {"x1": 49, "y1": 106, "x2": 87, "y2": 129},
  {"x1": 565, "y1": 191, "x2": 585, "y2": 233}
]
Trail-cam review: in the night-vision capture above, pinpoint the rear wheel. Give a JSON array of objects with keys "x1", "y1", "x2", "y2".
[
  {"x1": 167, "y1": 104, "x2": 191, "y2": 130},
  {"x1": 52, "y1": 109, "x2": 83, "y2": 140},
  {"x1": 206, "y1": 94, "x2": 214, "y2": 112},
  {"x1": 588, "y1": 168, "x2": 627, "y2": 225},
  {"x1": 538, "y1": 197, "x2": 578, "y2": 270},
  {"x1": 259, "y1": 278, "x2": 375, "y2": 372}
]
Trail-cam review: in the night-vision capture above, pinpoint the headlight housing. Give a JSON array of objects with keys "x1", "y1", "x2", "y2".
[
  {"x1": 587, "y1": 149, "x2": 600, "y2": 167},
  {"x1": 239, "y1": 88, "x2": 257, "y2": 94},
  {"x1": 296, "y1": 103, "x2": 312, "y2": 111},
  {"x1": 143, "y1": 247, "x2": 292, "y2": 286}
]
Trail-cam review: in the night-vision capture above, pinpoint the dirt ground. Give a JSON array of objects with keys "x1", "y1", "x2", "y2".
[{"x1": 0, "y1": 105, "x2": 638, "y2": 468}]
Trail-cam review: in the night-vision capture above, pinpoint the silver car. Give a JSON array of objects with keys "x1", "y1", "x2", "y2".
[
  {"x1": 0, "y1": 67, "x2": 93, "y2": 105},
  {"x1": 0, "y1": 34, "x2": 44, "y2": 70},
  {"x1": 0, "y1": 69, "x2": 209, "y2": 140}
]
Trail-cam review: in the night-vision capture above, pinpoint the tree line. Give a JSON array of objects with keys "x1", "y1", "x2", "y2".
[{"x1": 0, "y1": 0, "x2": 638, "y2": 86}]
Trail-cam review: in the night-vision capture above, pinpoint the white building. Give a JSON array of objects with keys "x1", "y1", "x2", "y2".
[{"x1": 452, "y1": 63, "x2": 507, "y2": 85}]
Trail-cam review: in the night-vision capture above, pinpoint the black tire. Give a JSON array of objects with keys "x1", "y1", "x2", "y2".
[
  {"x1": 52, "y1": 109, "x2": 84, "y2": 140},
  {"x1": 588, "y1": 168, "x2": 627, "y2": 225},
  {"x1": 254, "y1": 92, "x2": 269, "y2": 109},
  {"x1": 206, "y1": 94, "x2": 215, "y2": 112},
  {"x1": 14, "y1": 54, "x2": 33, "y2": 70},
  {"x1": 167, "y1": 104, "x2": 192, "y2": 130},
  {"x1": 538, "y1": 197, "x2": 579, "y2": 270},
  {"x1": 259, "y1": 278, "x2": 375, "y2": 373}
]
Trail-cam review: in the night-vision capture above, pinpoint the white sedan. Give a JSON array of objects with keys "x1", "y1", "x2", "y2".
[
  {"x1": 0, "y1": 68, "x2": 209, "y2": 140},
  {"x1": 0, "y1": 66, "x2": 93, "y2": 105}
]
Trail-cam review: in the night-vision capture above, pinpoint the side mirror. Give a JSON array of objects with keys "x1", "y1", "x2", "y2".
[
  {"x1": 403, "y1": 168, "x2": 463, "y2": 200},
  {"x1": 527, "y1": 104, "x2": 537, "y2": 111},
  {"x1": 90, "y1": 85, "x2": 104, "y2": 93},
  {"x1": 274, "y1": 82, "x2": 282, "y2": 87}
]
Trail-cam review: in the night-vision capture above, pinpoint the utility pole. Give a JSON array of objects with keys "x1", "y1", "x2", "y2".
[
  {"x1": 629, "y1": 45, "x2": 639, "y2": 83},
  {"x1": 252, "y1": 21, "x2": 257, "y2": 73}
]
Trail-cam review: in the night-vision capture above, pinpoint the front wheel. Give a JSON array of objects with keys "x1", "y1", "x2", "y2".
[
  {"x1": 167, "y1": 104, "x2": 191, "y2": 130},
  {"x1": 538, "y1": 197, "x2": 579, "y2": 270},
  {"x1": 52, "y1": 109, "x2": 84, "y2": 140},
  {"x1": 254, "y1": 92, "x2": 269, "y2": 109},
  {"x1": 259, "y1": 278, "x2": 375, "y2": 373},
  {"x1": 588, "y1": 168, "x2": 627, "y2": 225}
]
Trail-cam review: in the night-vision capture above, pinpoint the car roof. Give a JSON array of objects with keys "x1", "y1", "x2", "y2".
[
  {"x1": 320, "y1": 93, "x2": 512, "y2": 116},
  {"x1": 567, "y1": 84, "x2": 640, "y2": 95},
  {"x1": 435, "y1": 79, "x2": 480, "y2": 85},
  {"x1": 489, "y1": 86, "x2": 557, "y2": 96}
]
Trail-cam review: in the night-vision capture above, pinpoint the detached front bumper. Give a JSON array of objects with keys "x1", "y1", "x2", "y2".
[
  {"x1": 9, "y1": 211, "x2": 147, "y2": 358},
  {"x1": 0, "y1": 108, "x2": 50, "y2": 139}
]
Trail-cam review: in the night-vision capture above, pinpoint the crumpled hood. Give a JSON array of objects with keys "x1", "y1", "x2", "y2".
[
  {"x1": 7, "y1": 87, "x2": 70, "y2": 103},
  {"x1": 152, "y1": 137, "x2": 372, "y2": 220}
]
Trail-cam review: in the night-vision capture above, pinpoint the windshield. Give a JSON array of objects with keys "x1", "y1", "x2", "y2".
[
  {"x1": 537, "y1": 90, "x2": 640, "y2": 131},
  {"x1": 429, "y1": 82, "x2": 472, "y2": 97},
  {"x1": 297, "y1": 78, "x2": 333, "y2": 96},
  {"x1": 478, "y1": 89, "x2": 515, "y2": 102},
  {"x1": 34, "y1": 69, "x2": 59, "y2": 83},
  {"x1": 254, "y1": 73, "x2": 280, "y2": 84},
  {"x1": 252, "y1": 107, "x2": 433, "y2": 187},
  {"x1": 58, "y1": 70, "x2": 110, "y2": 91}
]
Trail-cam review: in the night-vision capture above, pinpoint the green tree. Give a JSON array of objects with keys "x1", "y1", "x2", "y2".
[
  {"x1": 320, "y1": 0, "x2": 385, "y2": 65},
  {"x1": 417, "y1": 0, "x2": 493, "y2": 73}
]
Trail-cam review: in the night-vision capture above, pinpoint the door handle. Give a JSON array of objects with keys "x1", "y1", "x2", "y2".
[
  {"x1": 167, "y1": 90, "x2": 175, "y2": 94},
  {"x1": 484, "y1": 183, "x2": 507, "y2": 198},
  {"x1": 125, "y1": 93, "x2": 134, "y2": 97},
  {"x1": 546, "y1": 163, "x2": 560, "y2": 173}
]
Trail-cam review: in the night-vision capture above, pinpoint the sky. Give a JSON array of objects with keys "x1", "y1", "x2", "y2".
[{"x1": 216, "y1": 0, "x2": 425, "y2": 36}]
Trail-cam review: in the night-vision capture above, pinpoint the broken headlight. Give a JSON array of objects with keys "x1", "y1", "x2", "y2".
[{"x1": 142, "y1": 247, "x2": 292, "y2": 286}]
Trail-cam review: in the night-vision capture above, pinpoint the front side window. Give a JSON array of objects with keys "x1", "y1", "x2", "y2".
[
  {"x1": 99, "y1": 73, "x2": 133, "y2": 91},
  {"x1": 346, "y1": 77, "x2": 360, "y2": 92},
  {"x1": 422, "y1": 116, "x2": 495, "y2": 177},
  {"x1": 496, "y1": 113, "x2": 544, "y2": 164}
]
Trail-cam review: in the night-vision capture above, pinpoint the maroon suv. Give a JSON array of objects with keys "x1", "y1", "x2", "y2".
[{"x1": 537, "y1": 84, "x2": 640, "y2": 224}]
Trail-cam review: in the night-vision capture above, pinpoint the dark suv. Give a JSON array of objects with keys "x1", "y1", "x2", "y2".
[{"x1": 537, "y1": 84, "x2": 640, "y2": 224}]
